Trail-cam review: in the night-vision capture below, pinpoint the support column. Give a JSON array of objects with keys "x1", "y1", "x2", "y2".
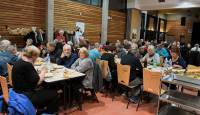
[
  {"x1": 126, "y1": 8, "x2": 141, "y2": 41},
  {"x1": 46, "y1": 0, "x2": 54, "y2": 42},
  {"x1": 101, "y1": 0, "x2": 109, "y2": 44}
]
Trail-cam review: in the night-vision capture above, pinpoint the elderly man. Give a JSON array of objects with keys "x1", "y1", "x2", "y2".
[
  {"x1": 142, "y1": 45, "x2": 160, "y2": 66},
  {"x1": 0, "y1": 45, "x2": 19, "y2": 76},
  {"x1": 57, "y1": 44, "x2": 78, "y2": 68}
]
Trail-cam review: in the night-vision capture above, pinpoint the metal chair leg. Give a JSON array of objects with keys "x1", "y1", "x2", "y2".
[
  {"x1": 136, "y1": 86, "x2": 143, "y2": 111},
  {"x1": 126, "y1": 99, "x2": 130, "y2": 109}
]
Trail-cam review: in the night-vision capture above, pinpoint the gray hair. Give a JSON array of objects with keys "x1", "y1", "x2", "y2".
[
  {"x1": 63, "y1": 44, "x2": 71, "y2": 50},
  {"x1": 148, "y1": 45, "x2": 155, "y2": 53},
  {"x1": 94, "y1": 42, "x2": 100, "y2": 48},
  {"x1": 0, "y1": 39, "x2": 11, "y2": 51},
  {"x1": 5, "y1": 45, "x2": 16, "y2": 54}
]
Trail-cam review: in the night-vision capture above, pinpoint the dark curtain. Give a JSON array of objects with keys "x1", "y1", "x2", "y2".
[{"x1": 191, "y1": 22, "x2": 200, "y2": 46}]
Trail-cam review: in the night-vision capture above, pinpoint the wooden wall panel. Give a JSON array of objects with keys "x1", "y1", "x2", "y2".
[
  {"x1": 0, "y1": 0, "x2": 46, "y2": 47},
  {"x1": 54, "y1": 0, "x2": 126, "y2": 44},
  {"x1": 166, "y1": 20, "x2": 193, "y2": 43}
]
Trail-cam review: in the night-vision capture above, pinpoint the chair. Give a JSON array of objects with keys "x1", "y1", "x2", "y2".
[
  {"x1": 136, "y1": 68, "x2": 162, "y2": 111},
  {"x1": 97, "y1": 59, "x2": 114, "y2": 100},
  {"x1": 0, "y1": 76, "x2": 9, "y2": 114},
  {"x1": 7, "y1": 63, "x2": 13, "y2": 86},
  {"x1": 117, "y1": 64, "x2": 141, "y2": 109}
]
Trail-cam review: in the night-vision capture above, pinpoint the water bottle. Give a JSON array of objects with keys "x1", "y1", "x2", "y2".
[
  {"x1": 164, "y1": 58, "x2": 168, "y2": 68},
  {"x1": 168, "y1": 59, "x2": 172, "y2": 67},
  {"x1": 46, "y1": 54, "x2": 51, "y2": 72}
]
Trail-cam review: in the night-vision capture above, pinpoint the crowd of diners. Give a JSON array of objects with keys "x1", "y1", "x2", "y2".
[{"x1": 0, "y1": 37, "x2": 200, "y2": 114}]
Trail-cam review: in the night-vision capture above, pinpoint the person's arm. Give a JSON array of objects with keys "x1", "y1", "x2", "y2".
[
  {"x1": 65, "y1": 54, "x2": 78, "y2": 68},
  {"x1": 74, "y1": 59, "x2": 93, "y2": 73},
  {"x1": 71, "y1": 58, "x2": 80, "y2": 69}
]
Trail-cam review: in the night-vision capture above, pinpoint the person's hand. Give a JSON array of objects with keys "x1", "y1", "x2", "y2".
[
  {"x1": 40, "y1": 66, "x2": 47, "y2": 73},
  {"x1": 61, "y1": 52, "x2": 66, "y2": 58}
]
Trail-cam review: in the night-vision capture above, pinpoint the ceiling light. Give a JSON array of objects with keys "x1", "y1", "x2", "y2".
[{"x1": 175, "y1": 2, "x2": 196, "y2": 8}]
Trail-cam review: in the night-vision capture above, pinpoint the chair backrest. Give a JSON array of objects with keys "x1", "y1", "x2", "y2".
[
  {"x1": 143, "y1": 68, "x2": 162, "y2": 96},
  {"x1": 117, "y1": 64, "x2": 131, "y2": 87},
  {"x1": 98, "y1": 60, "x2": 109, "y2": 79},
  {"x1": 7, "y1": 63, "x2": 13, "y2": 86},
  {"x1": 0, "y1": 76, "x2": 9, "y2": 103}
]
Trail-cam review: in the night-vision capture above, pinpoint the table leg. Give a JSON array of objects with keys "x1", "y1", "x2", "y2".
[{"x1": 64, "y1": 85, "x2": 66, "y2": 110}]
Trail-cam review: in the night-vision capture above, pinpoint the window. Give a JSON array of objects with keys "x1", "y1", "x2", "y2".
[{"x1": 71, "y1": 0, "x2": 102, "y2": 6}]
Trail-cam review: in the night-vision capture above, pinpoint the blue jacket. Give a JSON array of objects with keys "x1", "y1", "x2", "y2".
[
  {"x1": 0, "y1": 88, "x2": 36, "y2": 115},
  {"x1": 57, "y1": 53, "x2": 78, "y2": 68},
  {"x1": 0, "y1": 51, "x2": 19, "y2": 76}
]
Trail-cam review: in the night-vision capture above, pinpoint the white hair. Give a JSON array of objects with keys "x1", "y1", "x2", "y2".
[
  {"x1": 148, "y1": 45, "x2": 155, "y2": 52},
  {"x1": 63, "y1": 44, "x2": 71, "y2": 50},
  {"x1": 0, "y1": 39, "x2": 11, "y2": 51}
]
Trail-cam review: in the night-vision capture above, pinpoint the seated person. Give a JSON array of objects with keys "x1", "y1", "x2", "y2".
[
  {"x1": 57, "y1": 44, "x2": 78, "y2": 68},
  {"x1": 24, "y1": 39, "x2": 33, "y2": 50},
  {"x1": 116, "y1": 44, "x2": 126, "y2": 59},
  {"x1": 12, "y1": 46, "x2": 59, "y2": 114},
  {"x1": 142, "y1": 45, "x2": 160, "y2": 66},
  {"x1": 0, "y1": 39, "x2": 11, "y2": 51},
  {"x1": 71, "y1": 47, "x2": 94, "y2": 89},
  {"x1": 121, "y1": 48, "x2": 143, "y2": 103},
  {"x1": 170, "y1": 46, "x2": 187, "y2": 69},
  {"x1": 156, "y1": 43, "x2": 169, "y2": 59},
  {"x1": 89, "y1": 42, "x2": 101, "y2": 62},
  {"x1": 0, "y1": 45, "x2": 19, "y2": 76},
  {"x1": 46, "y1": 42, "x2": 62, "y2": 63}
]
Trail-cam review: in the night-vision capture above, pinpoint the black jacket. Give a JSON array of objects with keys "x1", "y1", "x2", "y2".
[{"x1": 121, "y1": 52, "x2": 143, "y2": 81}]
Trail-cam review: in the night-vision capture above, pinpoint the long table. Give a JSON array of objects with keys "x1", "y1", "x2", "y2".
[{"x1": 34, "y1": 63, "x2": 85, "y2": 110}]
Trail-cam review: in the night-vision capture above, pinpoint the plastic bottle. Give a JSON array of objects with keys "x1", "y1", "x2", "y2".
[
  {"x1": 164, "y1": 58, "x2": 168, "y2": 68},
  {"x1": 46, "y1": 54, "x2": 51, "y2": 72}
]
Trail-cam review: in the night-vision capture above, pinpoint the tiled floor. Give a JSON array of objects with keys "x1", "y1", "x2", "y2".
[{"x1": 59, "y1": 93, "x2": 156, "y2": 115}]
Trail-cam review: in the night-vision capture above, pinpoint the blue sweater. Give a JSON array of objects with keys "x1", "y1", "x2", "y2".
[
  {"x1": 0, "y1": 88, "x2": 36, "y2": 115},
  {"x1": 172, "y1": 57, "x2": 187, "y2": 69}
]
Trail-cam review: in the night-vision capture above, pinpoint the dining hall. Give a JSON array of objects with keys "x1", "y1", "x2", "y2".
[{"x1": 0, "y1": 0, "x2": 200, "y2": 115}]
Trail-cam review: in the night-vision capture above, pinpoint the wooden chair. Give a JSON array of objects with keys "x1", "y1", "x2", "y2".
[
  {"x1": 117, "y1": 64, "x2": 142, "y2": 109},
  {"x1": 136, "y1": 68, "x2": 162, "y2": 111},
  {"x1": 143, "y1": 68, "x2": 162, "y2": 96},
  {"x1": 7, "y1": 63, "x2": 13, "y2": 86},
  {"x1": 97, "y1": 59, "x2": 114, "y2": 99},
  {"x1": 0, "y1": 76, "x2": 9, "y2": 114}
]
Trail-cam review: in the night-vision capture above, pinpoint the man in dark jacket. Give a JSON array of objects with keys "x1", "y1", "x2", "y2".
[
  {"x1": 47, "y1": 42, "x2": 62, "y2": 63},
  {"x1": 57, "y1": 44, "x2": 78, "y2": 68},
  {"x1": 121, "y1": 48, "x2": 143, "y2": 103}
]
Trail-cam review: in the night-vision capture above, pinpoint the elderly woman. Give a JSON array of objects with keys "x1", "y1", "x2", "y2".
[
  {"x1": 142, "y1": 45, "x2": 160, "y2": 66},
  {"x1": 12, "y1": 46, "x2": 59, "y2": 114},
  {"x1": 71, "y1": 47, "x2": 94, "y2": 89},
  {"x1": 170, "y1": 46, "x2": 186, "y2": 69}
]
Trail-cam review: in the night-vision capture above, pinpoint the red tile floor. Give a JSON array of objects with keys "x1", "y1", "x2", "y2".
[{"x1": 58, "y1": 93, "x2": 156, "y2": 115}]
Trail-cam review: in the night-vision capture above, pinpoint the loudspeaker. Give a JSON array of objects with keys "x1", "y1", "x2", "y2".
[{"x1": 181, "y1": 17, "x2": 186, "y2": 26}]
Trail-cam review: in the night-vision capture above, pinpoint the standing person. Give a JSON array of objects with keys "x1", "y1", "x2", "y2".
[
  {"x1": 12, "y1": 46, "x2": 59, "y2": 114},
  {"x1": 74, "y1": 27, "x2": 83, "y2": 46},
  {"x1": 89, "y1": 43, "x2": 101, "y2": 62},
  {"x1": 57, "y1": 44, "x2": 78, "y2": 68},
  {"x1": 55, "y1": 30, "x2": 66, "y2": 44}
]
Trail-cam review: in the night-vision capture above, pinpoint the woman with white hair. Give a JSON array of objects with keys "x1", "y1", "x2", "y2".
[
  {"x1": 12, "y1": 46, "x2": 59, "y2": 114},
  {"x1": 71, "y1": 47, "x2": 94, "y2": 89},
  {"x1": 142, "y1": 45, "x2": 160, "y2": 66}
]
